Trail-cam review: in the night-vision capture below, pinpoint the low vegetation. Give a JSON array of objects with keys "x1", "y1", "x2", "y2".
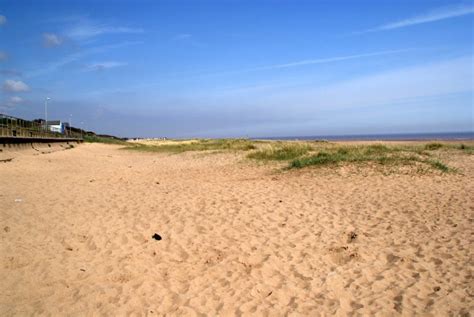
[
  {"x1": 289, "y1": 144, "x2": 454, "y2": 172},
  {"x1": 423, "y1": 142, "x2": 474, "y2": 153},
  {"x1": 459, "y1": 144, "x2": 474, "y2": 154},
  {"x1": 427, "y1": 160, "x2": 450, "y2": 172},
  {"x1": 123, "y1": 138, "x2": 472, "y2": 173},
  {"x1": 83, "y1": 134, "x2": 128, "y2": 145},
  {"x1": 247, "y1": 143, "x2": 312, "y2": 161},
  {"x1": 126, "y1": 138, "x2": 257, "y2": 153},
  {"x1": 425, "y1": 143, "x2": 444, "y2": 150}
]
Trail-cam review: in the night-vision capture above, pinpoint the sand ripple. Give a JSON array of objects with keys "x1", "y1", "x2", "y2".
[{"x1": 1, "y1": 143, "x2": 473, "y2": 315}]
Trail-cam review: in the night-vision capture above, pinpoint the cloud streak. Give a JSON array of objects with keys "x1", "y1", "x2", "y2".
[
  {"x1": 28, "y1": 41, "x2": 142, "y2": 77},
  {"x1": 214, "y1": 56, "x2": 473, "y2": 120},
  {"x1": 2, "y1": 79, "x2": 30, "y2": 92},
  {"x1": 254, "y1": 49, "x2": 411, "y2": 71},
  {"x1": 66, "y1": 20, "x2": 143, "y2": 40},
  {"x1": 9, "y1": 96, "x2": 23, "y2": 103},
  {"x1": 292, "y1": 56, "x2": 473, "y2": 110},
  {"x1": 0, "y1": 96, "x2": 24, "y2": 110},
  {"x1": 173, "y1": 33, "x2": 206, "y2": 48},
  {"x1": 203, "y1": 49, "x2": 412, "y2": 77},
  {"x1": 60, "y1": 56, "x2": 473, "y2": 138},
  {"x1": 0, "y1": 15, "x2": 6, "y2": 26},
  {"x1": 89, "y1": 48, "x2": 412, "y2": 95},
  {"x1": 42, "y1": 33, "x2": 63, "y2": 47},
  {"x1": 0, "y1": 69, "x2": 22, "y2": 77},
  {"x1": 174, "y1": 33, "x2": 192, "y2": 40},
  {"x1": 362, "y1": 4, "x2": 474, "y2": 33},
  {"x1": 192, "y1": 57, "x2": 474, "y2": 137},
  {"x1": 84, "y1": 61, "x2": 127, "y2": 72}
]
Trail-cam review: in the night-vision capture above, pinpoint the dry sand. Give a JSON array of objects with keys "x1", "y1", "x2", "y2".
[{"x1": 0, "y1": 142, "x2": 473, "y2": 316}]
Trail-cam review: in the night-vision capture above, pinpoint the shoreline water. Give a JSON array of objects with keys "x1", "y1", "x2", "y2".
[{"x1": 255, "y1": 131, "x2": 474, "y2": 141}]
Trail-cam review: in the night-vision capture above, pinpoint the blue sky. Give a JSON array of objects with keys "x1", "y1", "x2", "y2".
[{"x1": 0, "y1": 0, "x2": 472, "y2": 138}]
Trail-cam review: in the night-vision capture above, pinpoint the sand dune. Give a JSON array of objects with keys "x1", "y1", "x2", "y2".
[{"x1": 0, "y1": 143, "x2": 472, "y2": 315}]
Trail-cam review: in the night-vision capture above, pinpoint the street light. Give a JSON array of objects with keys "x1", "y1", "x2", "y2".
[
  {"x1": 44, "y1": 97, "x2": 51, "y2": 132},
  {"x1": 69, "y1": 114, "x2": 72, "y2": 136}
]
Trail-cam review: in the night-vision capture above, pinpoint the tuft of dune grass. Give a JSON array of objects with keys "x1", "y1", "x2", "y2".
[
  {"x1": 84, "y1": 135, "x2": 128, "y2": 145},
  {"x1": 427, "y1": 160, "x2": 450, "y2": 172},
  {"x1": 124, "y1": 138, "x2": 467, "y2": 173},
  {"x1": 247, "y1": 143, "x2": 312, "y2": 161},
  {"x1": 125, "y1": 138, "x2": 257, "y2": 153},
  {"x1": 425, "y1": 143, "x2": 444, "y2": 150},
  {"x1": 458, "y1": 143, "x2": 474, "y2": 154},
  {"x1": 289, "y1": 144, "x2": 454, "y2": 172}
]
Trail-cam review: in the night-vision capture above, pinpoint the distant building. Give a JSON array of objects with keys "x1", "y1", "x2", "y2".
[{"x1": 47, "y1": 120, "x2": 70, "y2": 134}]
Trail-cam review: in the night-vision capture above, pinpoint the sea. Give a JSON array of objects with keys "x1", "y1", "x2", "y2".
[{"x1": 256, "y1": 131, "x2": 474, "y2": 141}]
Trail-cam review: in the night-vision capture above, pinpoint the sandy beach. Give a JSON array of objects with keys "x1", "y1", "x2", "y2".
[{"x1": 0, "y1": 142, "x2": 473, "y2": 316}]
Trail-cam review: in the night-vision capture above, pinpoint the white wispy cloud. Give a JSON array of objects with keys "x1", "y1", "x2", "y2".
[
  {"x1": 0, "y1": 69, "x2": 22, "y2": 77},
  {"x1": 255, "y1": 49, "x2": 411, "y2": 71},
  {"x1": 202, "y1": 49, "x2": 411, "y2": 77},
  {"x1": 28, "y1": 41, "x2": 142, "y2": 77},
  {"x1": 9, "y1": 96, "x2": 23, "y2": 103},
  {"x1": 85, "y1": 61, "x2": 127, "y2": 72},
  {"x1": 66, "y1": 19, "x2": 144, "y2": 40},
  {"x1": 42, "y1": 33, "x2": 63, "y2": 47},
  {"x1": 362, "y1": 4, "x2": 474, "y2": 33},
  {"x1": 2, "y1": 79, "x2": 30, "y2": 92},
  {"x1": 175, "y1": 33, "x2": 192, "y2": 40},
  {"x1": 0, "y1": 51, "x2": 8, "y2": 61},
  {"x1": 0, "y1": 15, "x2": 6, "y2": 26},
  {"x1": 298, "y1": 56, "x2": 473, "y2": 109},
  {"x1": 173, "y1": 33, "x2": 205, "y2": 47},
  {"x1": 0, "y1": 96, "x2": 24, "y2": 110},
  {"x1": 88, "y1": 48, "x2": 412, "y2": 95},
  {"x1": 227, "y1": 56, "x2": 473, "y2": 113},
  {"x1": 165, "y1": 56, "x2": 472, "y2": 136}
]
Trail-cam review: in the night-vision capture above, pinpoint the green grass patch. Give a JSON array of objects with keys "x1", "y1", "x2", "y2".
[
  {"x1": 126, "y1": 139, "x2": 257, "y2": 153},
  {"x1": 458, "y1": 143, "x2": 474, "y2": 154},
  {"x1": 425, "y1": 143, "x2": 444, "y2": 150},
  {"x1": 289, "y1": 145, "x2": 453, "y2": 172},
  {"x1": 124, "y1": 139, "x2": 465, "y2": 173},
  {"x1": 83, "y1": 135, "x2": 128, "y2": 145},
  {"x1": 422, "y1": 142, "x2": 473, "y2": 154},
  {"x1": 363, "y1": 144, "x2": 391, "y2": 155},
  {"x1": 290, "y1": 151, "x2": 337, "y2": 168},
  {"x1": 247, "y1": 143, "x2": 312, "y2": 161},
  {"x1": 427, "y1": 160, "x2": 450, "y2": 172}
]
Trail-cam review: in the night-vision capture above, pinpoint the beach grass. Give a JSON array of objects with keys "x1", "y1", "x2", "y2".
[
  {"x1": 288, "y1": 144, "x2": 455, "y2": 172},
  {"x1": 423, "y1": 142, "x2": 474, "y2": 153},
  {"x1": 457, "y1": 143, "x2": 474, "y2": 154},
  {"x1": 126, "y1": 138, "x2": 257, "y2": 153},
  {"x1": 247, "y1": 142, "x2": 312, "y2": 161},
  {"x1": 427, "y1": 160, "x2": 450, "y2": 172},
  {"x1": 125, "y1": 138, "x2": 471, "y2": 172},
  {"x1": 83, "y1": 135, "x2": 128, "y2": 145},
  {"x1": 424, "y1": 143, "x2": 444, "y2": 150}
]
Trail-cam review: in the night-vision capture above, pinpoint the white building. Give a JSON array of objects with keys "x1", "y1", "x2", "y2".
[{"x1": 47, "y1": 120, "x2": 70, "y2": 134}]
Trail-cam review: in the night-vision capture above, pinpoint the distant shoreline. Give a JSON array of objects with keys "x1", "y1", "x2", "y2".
[{"x1": 254, "y1": 131, "x2": 474, "y2": 141}]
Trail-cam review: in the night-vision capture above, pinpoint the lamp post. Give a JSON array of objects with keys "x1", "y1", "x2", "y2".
[
  {"x1": 44, "y1": 97, "x2": 50, "y2": 132},
  {"x1": 69, "y1": 114, "x2": 72, "y2": 136}
]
